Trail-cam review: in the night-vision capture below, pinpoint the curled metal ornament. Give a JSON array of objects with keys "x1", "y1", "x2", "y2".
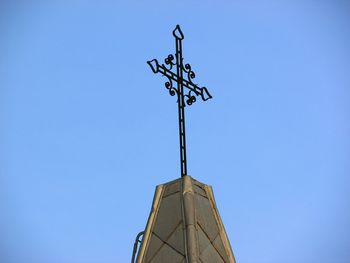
[
  {"x1": 164, "y1": 54, "x2": 175, "y2": 70},
  {"x1": 185, "y1": 90, "x2": 197, "y2": 106},
  {"x1": 164, "y1": 75, "x2": 178, "y2": 97},
  {"x1": 182, "y1": 62, "x2": 196, "y2": 85}
]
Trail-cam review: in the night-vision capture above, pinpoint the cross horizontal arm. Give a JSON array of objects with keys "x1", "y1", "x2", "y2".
[{"x1": 147, "y1": 59, "x2": 212, "y2": 102}]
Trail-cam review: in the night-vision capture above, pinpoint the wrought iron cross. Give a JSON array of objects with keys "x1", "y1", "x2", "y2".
[{"x1": 147, "y1": 25, "x2": 212, "y2": 177}]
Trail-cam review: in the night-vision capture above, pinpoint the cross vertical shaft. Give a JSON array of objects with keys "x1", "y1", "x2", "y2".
[{"x1": 175, "y1": 33, "x2": 187, "y2": 177}]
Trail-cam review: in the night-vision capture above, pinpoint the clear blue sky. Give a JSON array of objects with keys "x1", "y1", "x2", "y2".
[{"x1": 1, "y1": 1, "x2": 349, "y2": 262}]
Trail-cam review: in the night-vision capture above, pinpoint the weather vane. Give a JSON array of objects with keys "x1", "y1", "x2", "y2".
[{"x1": 147, "y1": 25, "x2": 212, "y2": 178}]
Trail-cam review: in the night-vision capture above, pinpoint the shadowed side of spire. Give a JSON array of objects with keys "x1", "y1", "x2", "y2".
[{"x1": 136, "y1": 176, "x2": 236, "y2": 263}]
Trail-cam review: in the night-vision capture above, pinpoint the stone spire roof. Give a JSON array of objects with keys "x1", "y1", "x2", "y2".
[{"x1": 136, "y1": 176, "x2": 236, "y2": 263}]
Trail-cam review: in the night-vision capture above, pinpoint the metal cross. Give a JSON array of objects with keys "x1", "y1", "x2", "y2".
[{"x1": 147, "y1": 25, "x2": 212, "y2": 178}]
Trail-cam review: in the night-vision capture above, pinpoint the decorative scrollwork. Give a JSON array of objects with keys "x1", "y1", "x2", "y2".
[
  {"x1": 164, "y1": 54, "x2": 175, "y2": 70},
  {"x1": 181, "y1": 62, "x2": 196, "y2": 85},
  {"x1": 182, "y1": 63, "x2": 191, "y2": 73},
  {"x1": 164, "y1": 75, "x2": 178, "y2": 97},
  {"x1": 185, "y1": 90, "x2": 197, "y2": 106},
  {"x1": 147, "y1": 25, "x2": 212, "y2": 106}
]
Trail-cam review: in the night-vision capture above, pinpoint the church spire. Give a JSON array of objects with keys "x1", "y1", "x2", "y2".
[{"x1": 136, "y1": 176, "x2": 235, "y2": 262}]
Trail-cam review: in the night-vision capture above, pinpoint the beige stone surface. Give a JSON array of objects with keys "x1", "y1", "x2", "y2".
[{"x1": 136, "y1": 176, "x2": 236, "y2": 263}]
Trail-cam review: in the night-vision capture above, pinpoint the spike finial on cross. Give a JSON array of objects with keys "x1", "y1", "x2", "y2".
[{"x1": 147, "y1": 25, "x2": 212, "y2": 178}]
